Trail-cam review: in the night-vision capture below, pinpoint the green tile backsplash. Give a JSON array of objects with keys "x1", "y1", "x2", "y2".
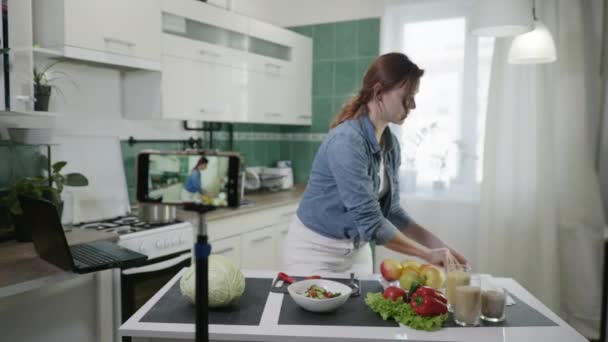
[
  {"x1": 282, "y1": 18, "x2": 380, "y2": 184},
  {"x1": 121, "y1": 18, "x2": 380, "y2": 200}
]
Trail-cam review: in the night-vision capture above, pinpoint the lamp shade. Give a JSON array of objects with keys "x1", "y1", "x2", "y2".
[
  {"x1": 508, "y1": 19, "x2": 557, "y2": 64},
  {"x1": 470, "y1": 0, "x2": 533, "y2": 37}
]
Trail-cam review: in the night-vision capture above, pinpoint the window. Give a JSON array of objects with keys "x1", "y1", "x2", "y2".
[{"x1": 382, "y1": 0, "x2": 494, "y2": 197}]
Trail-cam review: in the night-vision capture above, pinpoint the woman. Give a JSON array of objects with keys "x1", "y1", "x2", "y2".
[
  {"x1": 181, "y1": 157, "x2": 208, "y2": 202},
  {"x1": 283, "y1": 53, "x2": 468, "y2": 275}
]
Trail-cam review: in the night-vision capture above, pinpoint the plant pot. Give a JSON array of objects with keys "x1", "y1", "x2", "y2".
[
  {"x1": 34, "y1": 85, "x2": 52, "y2": 112},
  {"x1": 12, "y1": 201, "x2": 63, "y2": 243}
]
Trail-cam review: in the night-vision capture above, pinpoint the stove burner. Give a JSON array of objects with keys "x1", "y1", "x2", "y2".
[{"x1": 73, "y1": 215, "x2": 181, "y2": 235}]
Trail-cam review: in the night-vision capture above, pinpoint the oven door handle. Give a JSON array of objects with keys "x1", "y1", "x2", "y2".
[{"x1": 122, "y1": 252, "x2": 191, "y2": 275}]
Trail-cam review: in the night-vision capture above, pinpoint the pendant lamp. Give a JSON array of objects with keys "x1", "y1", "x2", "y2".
[{"x1": 508, "y1": 1, "x2": 557, "y2": 64}]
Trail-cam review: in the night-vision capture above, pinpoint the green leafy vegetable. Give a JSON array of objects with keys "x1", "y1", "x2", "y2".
[{"x1": 365, "y1": 292, "x2": 447, "y2": 331}]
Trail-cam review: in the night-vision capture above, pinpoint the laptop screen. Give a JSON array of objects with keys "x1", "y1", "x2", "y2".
[{"x1": 19, "y1": 196, "x2": 74, "y2": 271}]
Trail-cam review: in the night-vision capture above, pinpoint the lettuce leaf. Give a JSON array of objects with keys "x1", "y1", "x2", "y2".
[{"x1": 365, "y1": 292, "x2": 447, "y2": 331}]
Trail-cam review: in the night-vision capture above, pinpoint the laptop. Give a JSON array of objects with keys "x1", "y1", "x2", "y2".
[{"x1": 19, "y1": 196, "x2": 148, "y2": 274}]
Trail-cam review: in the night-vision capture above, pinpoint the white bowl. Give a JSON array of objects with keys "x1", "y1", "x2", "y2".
[{"x1": 287, "y1": 279, "x2": 352, "y2": 312}]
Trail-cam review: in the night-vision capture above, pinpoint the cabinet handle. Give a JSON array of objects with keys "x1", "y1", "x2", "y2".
[
  {"x1": 281, "y1": 211, "x2": 296, "y2": 218},
  {"x1": 201, "y1": 108, "x2": 225, "y2": 114},
  {"x1": 265, "y1": 63, "x2": 282, "y2": 69},
  {"x1": 265, "y1": 63, "x2": 282, "y2": 75},
  {"x1": 281, "y1": 229, "x2": 289, "y2": 235},
  {"x1": 15, "y1": 95, "x2": 35, "y2": 102},
  {"x1": 213, "y1": 247, "x2": 234, "y2": 255},
  {"x1": 104, "y1": 37, "x2": 136, "y2": 47},
  {"x1": 200, "y1": 50, "x2": 221, "y2": 58},
  {"x1": 298, "y1": 115, "x2": 312, "y2": 119},
  {"x1": 251, "y1": 235, "x2": 272, "y2": 243},
  {"x1": 264, "y1": 112, "x2": 282, "y2": 118}
]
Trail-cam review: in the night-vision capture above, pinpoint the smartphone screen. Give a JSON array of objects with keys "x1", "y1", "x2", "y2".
[{"x1": 136, "y1": 152, "x2": 241, "y2": 207}]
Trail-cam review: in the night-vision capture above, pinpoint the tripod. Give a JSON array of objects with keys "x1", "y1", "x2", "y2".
[{"x1": 183, "y1": 203, "x2": 216, "y2": 342}]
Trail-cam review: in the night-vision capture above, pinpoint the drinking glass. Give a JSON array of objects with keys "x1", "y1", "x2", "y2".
[
  {"x1": 453, "y1": 274, "x2": 481, "y2": 327},
  {"x1": 481, "y1": 275, "x2": 507, "y2": 322},
  {"x1": 445, "y1": 263, "x2": 472, "y2": 311}
]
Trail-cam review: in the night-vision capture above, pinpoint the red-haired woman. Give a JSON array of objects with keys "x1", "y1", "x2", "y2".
[
  {"x1": 284, "y1": 53, "x2": 468, "y2": 275},
  {"x1": 181, "y1": 157, "x2": 208, "y2": 202}
]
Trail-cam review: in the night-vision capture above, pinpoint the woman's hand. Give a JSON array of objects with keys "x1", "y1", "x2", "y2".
[{"x1": 425, "y1": 248, "x2": 469, "y2": 268}]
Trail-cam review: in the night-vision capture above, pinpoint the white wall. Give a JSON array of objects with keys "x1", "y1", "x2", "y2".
[{"x1": 231, "y1": 0, "x2": 383, "y2": 27}]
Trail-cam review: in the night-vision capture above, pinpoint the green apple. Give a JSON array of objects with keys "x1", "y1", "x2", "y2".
[{"x1": 399, "y1": 268, "x2": 423, "y2": 291}]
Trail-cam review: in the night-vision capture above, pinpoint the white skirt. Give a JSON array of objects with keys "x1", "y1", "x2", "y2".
[{"x1": 282, "y1": 215, "x2": 373, "y2": 276}]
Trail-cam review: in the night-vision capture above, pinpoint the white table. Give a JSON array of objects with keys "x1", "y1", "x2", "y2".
[{"x1": 120, "y1": 269, "x2": 588, "y2": 342}]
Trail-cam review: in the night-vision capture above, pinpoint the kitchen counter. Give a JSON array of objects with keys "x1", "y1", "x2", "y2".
[
  {"x1": 120, "y1": 269, "x2": 588, "y2": 342},
  {"x1": 176, "y1": 184, "x2": 305, "y2": 223},
  {"x1": 0, "y1": 229, "x2": 119, "y2": 299}
]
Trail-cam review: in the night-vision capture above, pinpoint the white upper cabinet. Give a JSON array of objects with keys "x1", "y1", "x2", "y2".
[
  {"x1": 159, "y1": 0, "x2": 312, "y2": 125},
  {"x1": 160, "y1": 0, "x2": 248, "y2": 122},
  {"x1": 246, "y1": 18, "x2": 312, "y2": 125},
  {"x1": 8, "y1": 0, "x2": 35, "y2": 112},
  {"x1": 32, "y1": 0, "x2": 161, "y2": 70}
]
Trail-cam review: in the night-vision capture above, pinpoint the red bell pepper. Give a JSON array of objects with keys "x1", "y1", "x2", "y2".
[
  {"x1": 410, "y1": 286, "x2": 448, "y2": 316},
  {"x1": 414, "y1": 286, "x2": 447, "y2": 304}
]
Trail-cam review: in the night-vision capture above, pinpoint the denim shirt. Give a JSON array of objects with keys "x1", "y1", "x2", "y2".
[
  {"x1": 296, "y1": 114, "x2": 412, "y2": 246},
  {"x1": 184, "y1": 170, "x2": 202, "y2": 193}
]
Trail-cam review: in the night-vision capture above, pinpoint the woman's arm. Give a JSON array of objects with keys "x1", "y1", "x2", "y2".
[{"x1": 382, "y1": 222, "x2": 469, "y2": 266}]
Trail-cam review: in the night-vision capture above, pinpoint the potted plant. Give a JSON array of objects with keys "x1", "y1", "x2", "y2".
[
  {"x1": 33, "y1": 61, "x2": 73, "y2": 112},
  {"x1": 0, "y1": 160, "x2": 88, "y2": 242}
]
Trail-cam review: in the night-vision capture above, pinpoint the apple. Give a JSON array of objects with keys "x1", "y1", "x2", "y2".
[
  {"x1": 380, "y1": 258, "x2": 403, "y2": 281},
  {"x1": 383, "y1": 286, "x2": 407, "y2": 302},
  {"x1": 419, "y1": 264, "x2": 446, "y2": 289},
  {"x1": 399, "y1": 268, "x2": 423, "y2": 291},
  {"x1": 401, "y1": 265, "x2": 420, "y2": 276},
  {"x1": 400, "y1": 259, "x2": 422, "y2": 271}
]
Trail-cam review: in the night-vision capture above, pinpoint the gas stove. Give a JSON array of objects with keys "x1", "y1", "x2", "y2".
[
  {"x1": 73, "y1": 215, "x2": 182, "y2": 235},
  {"x1": 74, "y1": 215, "x2": 194, "y2": 260}
]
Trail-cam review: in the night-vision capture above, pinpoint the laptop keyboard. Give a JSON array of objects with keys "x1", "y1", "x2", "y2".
[{"x1": 71, "y1": 244, "x2": 120, "y2": 266}]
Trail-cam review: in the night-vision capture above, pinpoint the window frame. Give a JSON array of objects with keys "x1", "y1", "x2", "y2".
[{"x1": 381, "y1": 0, "x2": 488, "y2": 198}]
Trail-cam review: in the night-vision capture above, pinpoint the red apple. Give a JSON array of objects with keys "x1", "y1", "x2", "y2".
[
  {"x1": 383, "y1": 286, "x2": 407, "y2": 302},
  {"x1": 380, "y1": 258, "x2": 403, "y2": 281}
]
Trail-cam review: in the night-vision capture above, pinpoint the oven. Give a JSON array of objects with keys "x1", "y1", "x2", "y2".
[
  {"x1": 121, "y1": 250, "x2": 191, "y2": 323},
  {"x1": 74, "y1": 215, "x2": 195, "y2": 342}
]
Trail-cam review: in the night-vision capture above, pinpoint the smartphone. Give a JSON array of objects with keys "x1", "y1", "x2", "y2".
[{"x1": 136, "y1": 151, "x2": 241, "y2": 207}]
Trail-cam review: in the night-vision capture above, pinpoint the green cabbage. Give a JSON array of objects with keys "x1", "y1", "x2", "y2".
[{"x1": 180, "y1": 255, "x2": 246, "y2": 307}]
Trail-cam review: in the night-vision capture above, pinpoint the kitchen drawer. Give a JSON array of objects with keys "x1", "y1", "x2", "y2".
[
  {"x1": 241, "y1": 226, "x2": 277, "y2": 270},
  {"x1": 210, "y1": 235, "x2": 241, "y2": 268},
  {"x1": 207, "y1": 203, "x2": 298, "y2": 241}
]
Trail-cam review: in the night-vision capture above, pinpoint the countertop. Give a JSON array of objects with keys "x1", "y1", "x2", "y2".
[
  {"x1": 0, "y1": 229, "x2": 119, "y2": 299},
  {"x1": 120, "y1": 269, "x2": 588, "y2": 342},
  {"x1": 177, "y1": 185, "x2": 305, "y2": 223},
  {"x1": 0, "y1": 186, "x2": 306, "y2": 299}
]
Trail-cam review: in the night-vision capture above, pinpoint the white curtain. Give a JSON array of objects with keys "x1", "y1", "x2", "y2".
[{"x1": 478, "y1": 0, "x2": 606, "y2": 338}]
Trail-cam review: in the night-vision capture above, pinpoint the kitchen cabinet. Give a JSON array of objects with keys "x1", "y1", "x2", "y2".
[
  {"x1": 160, "y1": 38, "x2": 248, "y2": 122},
  {"x1": 206, "y1": 202, "x2": 298, "y2": 271},
  {"x1": 241, "y1": 226, "x2": 277, "y2": 270},
  {"x1": 246, "y1": 18, "x2": 312, "y2": 125},
  {"x1": 159, "y1": 0, "x2": 312, "y2": 124},
  {"x1": 274, "y1": 221, "x2": 290, "y2": 270},
  {"x1": 7, "y1": 0, "x2": 35, "y2": 112},
  {"x1": 31, "y1": 0, "x2": 161, "y2": 69},
  {"x1": 210, "y1": 235, "x2": 241, "y2": 268}
]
